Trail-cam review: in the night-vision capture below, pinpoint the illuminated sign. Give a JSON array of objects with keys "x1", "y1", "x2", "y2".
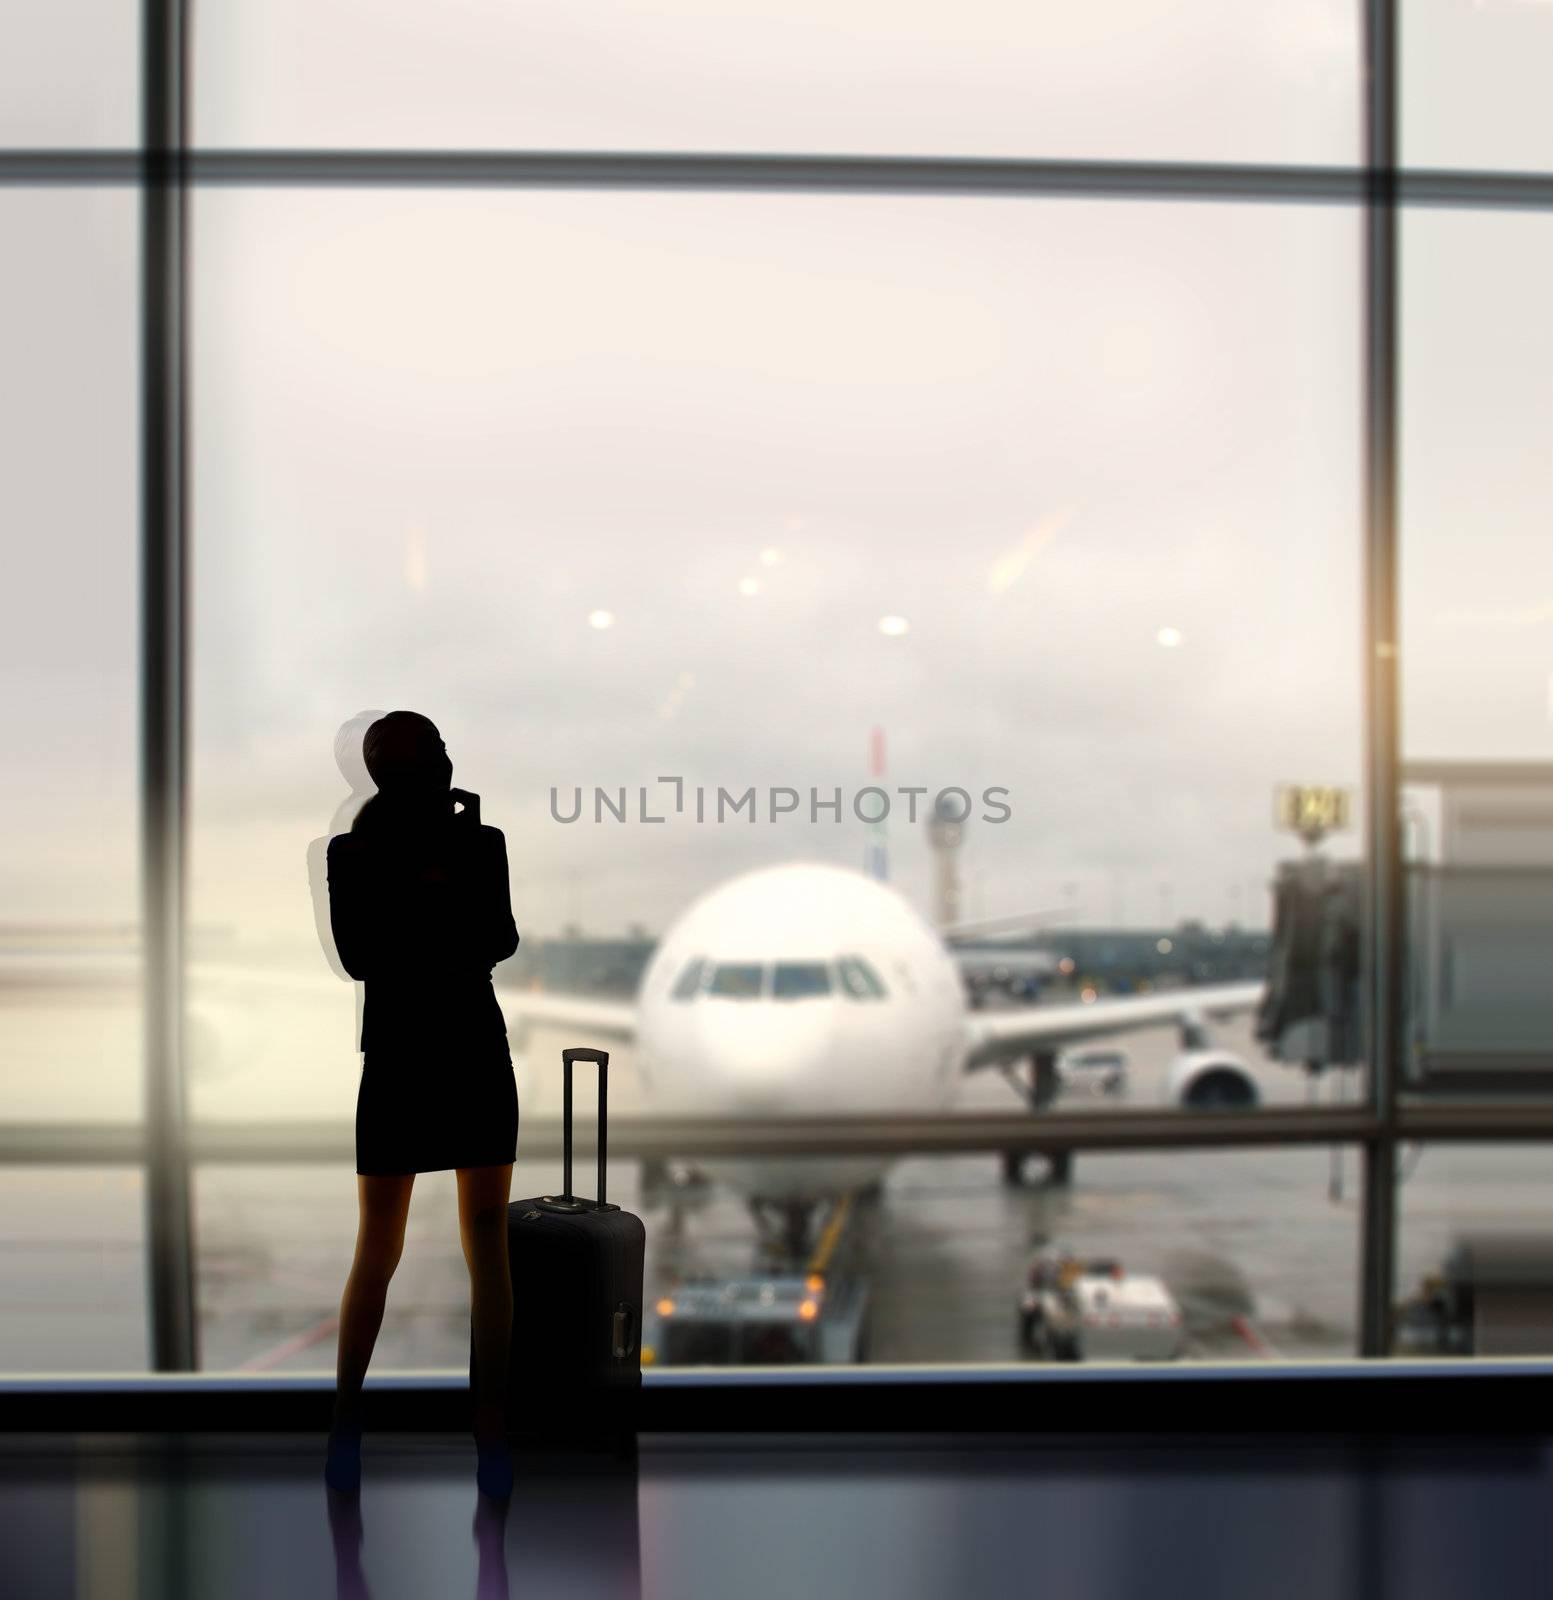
[{"x1": 1274, "y1": 784, "x2": 1353, "y2": 841}]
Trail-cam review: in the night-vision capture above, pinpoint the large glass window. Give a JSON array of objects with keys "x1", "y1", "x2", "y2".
[
  {"x1": 0, "y1": 189, "x2": 141, "y2": 1130},
  {"x1": 181, "y1": 1142, "x2": 1359, "y2": 1373},
  {"x1": 0, "y1": 2, "x2": 138, "y2": 147},
  {"x1": 1399, "y1": 211, "x2": 1553, "y2": 1100},
  {"x1": 185, "y1": 190, "x2": 1362, "y2": 1135},
  {"x1": 193, "y1": 0, "x2": 1359, "y2": 165},
  {"x1": 1403, "y1": 0, "x2": 1553, "y2": 172},
  {"x1": 1401, "y1": 213, "x2": 1553, "y2": 765},
  {"x1": 173, "y1": 185, "x2": 1368, "y2": 1372},
  {"x1": 9, "y1": 1, "x2": 1551, "y2": 1382},
  {"x1": 0, "y1": 1168, "x2": 147, "y2": 1370},
  {"x1": 1395, "y1": 1145, "x2": 1553, "y2": 1358}
]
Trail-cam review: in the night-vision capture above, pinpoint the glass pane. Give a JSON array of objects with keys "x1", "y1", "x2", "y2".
[
  {"x1": 670, "y1": 957, "x2": 706, "y2": 1001},
  {"x1": 192, "y1": 1142, "x2": 1357, "y2": 1372},
  {"x1": 189, "y1": 191, "x2": 1362, "y2": 1371},
  {"x1": 197, "y1": 1164, "x2": 358, "y2": 1372},
  {"x1": 838, "y1": 956, "x2": 888, "y2": 1001},
  {"x1": 0, "y1": 1168, "x2": 147, "y2": 1370},
  {"x1": 772, "y1": 962, "x2": 832, "y2": 1000},
  {"x1": 708, "y1": 964, "x2": 765, "y2": 1000},
  {"x1": 0, "y1": 1, "x2": 139, "y2": 147},
  {"x1": 193, "y1": 0, "x2": 1360, "y2": 165},
  {"x1": 1403, "y1": 0, "x2": 1553, "y2": 172},
  {"x1": 0, "y1": 190, "x2": 141, "y2": 1126},
  {"x1": 1400, "y1": 211, "x2": 1553, "y2": 1098},
  {"x1": 1396, "y1": 1143, "x2": 1553, "y2": 1357},
  {"x1": 189, "y1": 191, "x2": 1362, "y2": 1126}
]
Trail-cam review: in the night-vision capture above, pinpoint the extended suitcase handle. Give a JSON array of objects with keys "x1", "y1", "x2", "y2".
[{"x1": 537, "y1": 1046, "x2": 618, "y2": 1215}]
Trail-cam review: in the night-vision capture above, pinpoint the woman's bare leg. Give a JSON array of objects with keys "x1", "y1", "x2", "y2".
[
  {"x1": 456, "y1": 1162, "x2": 515, "y2": 1443},
  {"x1": 333, "y1": 1172, "x2": 415, "y2": 1427}
]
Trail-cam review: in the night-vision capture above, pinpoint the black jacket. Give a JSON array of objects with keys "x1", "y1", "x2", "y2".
[{"x1": 325, "y1": 820, "x2": 520, "y2": 1056}]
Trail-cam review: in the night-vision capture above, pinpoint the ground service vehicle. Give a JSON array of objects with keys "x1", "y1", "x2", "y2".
[{"x1": 1019, "y1": 1250, "x2": 1183, "y2": 1362}]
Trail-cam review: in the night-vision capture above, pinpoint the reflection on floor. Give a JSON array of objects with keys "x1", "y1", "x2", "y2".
[{"x1": 4, "y1": 1429, "x2": 1552, "y2": 1599}]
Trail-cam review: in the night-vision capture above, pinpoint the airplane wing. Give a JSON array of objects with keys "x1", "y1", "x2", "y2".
[
  {"x1": 500, "y1": 989, "x2": 639, "y2": 1048},
  {"x1": 962, "y1": 982, "x2": 1264, "y2": 1070}
]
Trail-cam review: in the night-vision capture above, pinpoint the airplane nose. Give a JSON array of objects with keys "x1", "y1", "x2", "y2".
[{"x1": 698, "y1": 1005, "x2": 835, "y2": 1113}]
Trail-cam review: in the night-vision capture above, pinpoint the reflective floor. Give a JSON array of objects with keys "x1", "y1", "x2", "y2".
[{"x1": 4, "y1": 1429, "x2": 1553, "y2": 1599}]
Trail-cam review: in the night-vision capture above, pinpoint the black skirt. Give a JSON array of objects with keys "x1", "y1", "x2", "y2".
[{"x1": 355, "y1": 1048, "x2": 519, "y2": 1176}]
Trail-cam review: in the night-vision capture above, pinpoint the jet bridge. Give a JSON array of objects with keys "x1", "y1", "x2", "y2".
[{"x1": 1257, "y1": 762, "x2": 1553, "y2": 1095}]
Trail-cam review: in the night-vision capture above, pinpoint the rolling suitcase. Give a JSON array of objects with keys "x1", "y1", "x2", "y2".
[{"x1": 471, "y1": 1046, "x2": 645, "y2": 1452}]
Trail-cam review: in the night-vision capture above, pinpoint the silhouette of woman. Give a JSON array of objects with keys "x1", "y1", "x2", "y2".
[{"x1": 322, "y1": 710, "x2": 520, "y2": 1498}]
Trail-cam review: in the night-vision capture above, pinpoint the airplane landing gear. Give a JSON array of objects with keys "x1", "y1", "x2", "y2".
[
  {"x1": 748, "y1": 1197, "x2": 817, "y2": 1265},
  {"x1": 999, "y1": 1051, "x2": 1075, "y2": 1186}
]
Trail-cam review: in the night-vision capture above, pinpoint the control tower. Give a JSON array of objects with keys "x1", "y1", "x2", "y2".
[{"x1": 927, "y1": 793, "x2": 965, "y2": 929}]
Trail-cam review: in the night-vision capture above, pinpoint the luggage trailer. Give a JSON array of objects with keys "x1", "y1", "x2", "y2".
[{"x1": 641, "y1": 1193, "x2": 872, "y2": 1366}]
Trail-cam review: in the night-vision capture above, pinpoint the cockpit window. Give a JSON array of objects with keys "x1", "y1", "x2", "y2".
[
  {"x1": 837, "y1": 955, "x2": 888, "y2": 1000},
  {"x1": 772, "y1": 962, "x2": 832, "y2": 1000},
  {"x1": 708, "y1": 963, "x2": 764, "y2": 1000},
  {"x1": 670, "y1": 958, "x2": 706, "y2": 1001}
]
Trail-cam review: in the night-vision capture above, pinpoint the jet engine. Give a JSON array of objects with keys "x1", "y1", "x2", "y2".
[{"x1": 1166, "y1": 1050, "x2": 1260, "y2": 1109}]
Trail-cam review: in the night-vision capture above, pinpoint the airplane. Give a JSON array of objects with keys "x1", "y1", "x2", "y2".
[
  {"x1": 503, "y1": 859, "x2": 1264, "y2": 1254},
  {"x1": 2, "y1": 862, "x2": 1262, "y2": 1259}
]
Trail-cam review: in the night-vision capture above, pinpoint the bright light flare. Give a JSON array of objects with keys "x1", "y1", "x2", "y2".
[
  {"x1": 1156, "y1": 626, "x2": 1183, "y2": 648},
  {"x1": 986, "y1": 507, "x2": 1072, "y2": 595},
  {"x1": 588, "y1": 609, "x2": 615, "y2": 630},
  {"x1": 878, "y1": 615, "x2": 910, "y2": 637}
]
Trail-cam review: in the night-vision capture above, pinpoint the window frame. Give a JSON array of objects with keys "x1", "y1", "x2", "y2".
[{"x1": 8, "y1": 0, "x2": 1553, "y2": 1375}]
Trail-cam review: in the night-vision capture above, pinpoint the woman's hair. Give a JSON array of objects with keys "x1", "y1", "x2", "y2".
[
  {"x1": 351, "y1": 710, "x2": 451, "y2": 837},
  {"x1": 361, "y1": 710, "x2": 443, "y2": 791}
]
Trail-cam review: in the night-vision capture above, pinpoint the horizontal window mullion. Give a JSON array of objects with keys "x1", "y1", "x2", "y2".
[
  {"x1": 0, "y1": 150, "x2": 1549, "y2": 211},
  {"x1": 0, "y1": 1107, "x2": 1383, "y2": 1165}
]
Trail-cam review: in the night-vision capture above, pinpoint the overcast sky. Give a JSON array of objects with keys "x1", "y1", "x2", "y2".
[
  {"x1": 6, "y1": 0, "x2": 1552, "y2": 170},
  {"x1": 3, "y1": 4, "x2": 1552, "y2": 946}
]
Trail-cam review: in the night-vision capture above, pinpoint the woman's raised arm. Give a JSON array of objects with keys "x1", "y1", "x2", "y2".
[{"x1": 476, "y1": 826, "x2": 520, "y2": 970}]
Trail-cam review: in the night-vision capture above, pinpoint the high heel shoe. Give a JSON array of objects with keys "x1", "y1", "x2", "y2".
[
  {"x1": 325, "y1": 1420, "x2": 363, "y2": 1493},
  {"x1": 474, "y1": 1436, "x2": 513, "y2": 1498}
]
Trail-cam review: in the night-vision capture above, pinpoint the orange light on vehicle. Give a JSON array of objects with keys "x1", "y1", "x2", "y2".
[
  {"x1": 656, "y1": 1298, "x2": 675, "y2": 1317},
  {"x1": 806, "y1": 1274, "x2": 825, "y2": 1293},
  {"x1": 798, "y1": 1299, "x2": 819, "y2": 1321}
]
